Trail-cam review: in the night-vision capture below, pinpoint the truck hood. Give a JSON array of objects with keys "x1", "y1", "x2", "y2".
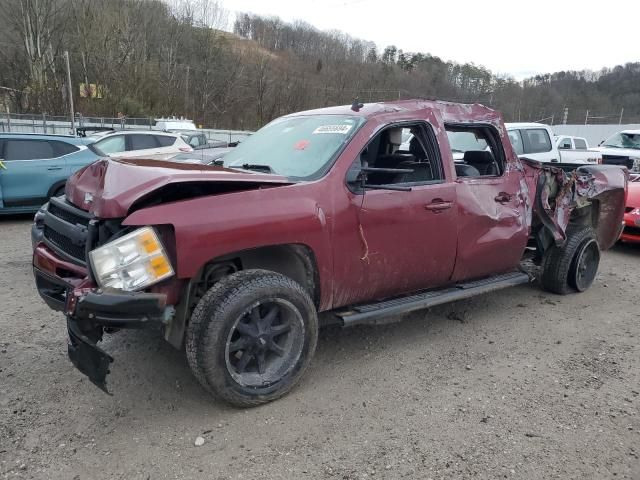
[{"x1": 65, "y1": 158, "x2": 293, "y2": 218}]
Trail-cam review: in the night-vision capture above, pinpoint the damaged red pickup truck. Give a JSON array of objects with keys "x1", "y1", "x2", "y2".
[{"x1": 32, "y1": 100, "x2": 627, "y2": 406}]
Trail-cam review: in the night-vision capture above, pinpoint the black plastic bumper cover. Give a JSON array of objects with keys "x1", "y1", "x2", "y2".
[
  {"x1": 67, "y1": 317, "x2": 113, "y2": 393},
  {"x1": 67, "y1": 290, "x2": 169, "y2": 393},
  {"x1": 75, "y1": 290, "x2": 168, "y2": 327}
]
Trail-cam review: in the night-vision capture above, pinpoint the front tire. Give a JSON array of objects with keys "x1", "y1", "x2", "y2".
[
  {"x1": 186, "y1": 270, "x2": 318, "y2": 407},
  {"x1": 52, "y1": 186, "x2": 66, "y2": 198},
  {"x1": 541, "y1": 226, "x2": 600, "y2": 294}
]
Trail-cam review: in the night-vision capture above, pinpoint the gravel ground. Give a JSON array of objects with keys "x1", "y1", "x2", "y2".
[{"x1": 1, "y1": 216, "x2": 639, "y2": 480}]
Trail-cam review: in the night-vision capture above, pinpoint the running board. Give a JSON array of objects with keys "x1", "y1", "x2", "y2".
[{"x1": 336, "y1": 271, "x2": 530, "y2": 327}]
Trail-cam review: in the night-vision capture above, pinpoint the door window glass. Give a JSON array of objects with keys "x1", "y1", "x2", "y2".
[
  {"x1": 507, "y1": 130, "x2": 524, "y2": 155},
  {"x1": 521, "y1": 129, "x2": 552, "y2": 154},
  {"x1": 94, "y1": 135, "x2": 125, "y2": 154},
  {"x1": 4, "y1": 140, "x2": 55, "y2": 160},
  {"x1": 574, "y1": 138, "x2": 587, "y2": 149},
  {"x1": 349, "y1": 123, "x2": 443, "y2": 188},
  {"x1": 52, "y1": 141, "x2": 80, "y2": 156},
  {"x1": 558, "y1": 137, "x2": 572, "y2": 149},
  {"x1": 157, "y1": 135, "x2": 177, "y2": 147},
  {"x1": 446, "y1": 125, "x2": 505, "y2": 177},
  {"x1": 129, "y1": 134, "x2": 159, "y2": 151}
]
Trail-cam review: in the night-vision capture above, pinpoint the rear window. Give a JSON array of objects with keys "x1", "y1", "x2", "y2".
[
  {"x1": 156, "y1": 135, "x2": 177, "y2": 147},
  {"x1": 129, "y1": 134, "x2": 159, "y2": 150},
  {"x1": 574, "y1": 138, "x2": 587, "y2": 149},
  {"x1": 4, "y1": 139, "x2": 55, "y2": 160},
  {"x1": 521, "y1": 128, "x2": 552, "y2": 154}
]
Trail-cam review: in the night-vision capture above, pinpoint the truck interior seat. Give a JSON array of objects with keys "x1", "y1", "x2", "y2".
[
  {"x1": 392, "y1": 161, "x2": 433, "y2": 183},
  {"x1": 455, "y1": 163, "x2": 481, "y2": 177},
  {"x1": 409, "y1": 137, "x2": 427, "y2": 161},
  {"x1": 463, "y1": 151, "x2": 498, "y2": 176}
]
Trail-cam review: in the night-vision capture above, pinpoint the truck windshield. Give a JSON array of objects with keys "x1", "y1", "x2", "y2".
[
  {"x1": 224, "y1": 115, "x2": 365, "y2": 179},
  {"x1": 602, "y1": 132, "x2": 640, "y2": 150}
]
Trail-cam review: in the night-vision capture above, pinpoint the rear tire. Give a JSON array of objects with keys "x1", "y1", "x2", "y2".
[
  {"x1": 541, "y1": 226, "x2": 599, "y2": 294},
  {"x1": 186, "y1": 269, "x2": 318, "y2": 407}
]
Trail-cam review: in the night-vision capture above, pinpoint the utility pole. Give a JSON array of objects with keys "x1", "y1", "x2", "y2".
[
  {"x1": 64, "y1": 51, "x2": 76, "y2": 136},
  {"x1": 584, "y1": 109, "x2": 589, "y2": 125},
  {"x1": 562, "y1": 107, "x2": 568, "y2": 125},
  {"x1": 185, "y1": 66, "x2": 190, "y2": 118},
  {"x1": 619, "y1": 107, "x2": 624, "y2": 125}
]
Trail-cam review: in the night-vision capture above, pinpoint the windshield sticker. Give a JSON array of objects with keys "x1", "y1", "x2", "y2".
[
  {"x1": 312, "y1": 125, "x2": 353, "y2": 135},
  {"x1": 294, "y1": 139, "x2": 310, "y2": 150}
]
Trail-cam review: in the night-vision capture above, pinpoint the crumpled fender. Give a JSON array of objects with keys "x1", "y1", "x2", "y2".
[{"x1": 522, "y1": 159, "x2": 627, "y2": 250}]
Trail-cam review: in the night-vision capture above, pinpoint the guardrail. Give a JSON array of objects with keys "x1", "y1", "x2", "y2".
[{"x1": 0, "y1": 113, "x2": 253, "y2": 144}]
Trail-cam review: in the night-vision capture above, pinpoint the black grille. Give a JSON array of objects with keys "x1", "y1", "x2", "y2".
[
  {"x1": 44, "y1": 225, "x2": 86, "y2": 261},
  {"x1": 49, "y1": 201, "x2": 90, "y2": 227},
  {"x1": 42, "y1": 197, "x2": 94, "y2": 265},
  {"x1": 602, "y1": 155, "x2": 633, "y2": 169}
]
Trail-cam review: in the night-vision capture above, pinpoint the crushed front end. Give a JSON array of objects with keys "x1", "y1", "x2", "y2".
[{"x1": 32, "y1": 196, "x2": 179, "y2": 391}]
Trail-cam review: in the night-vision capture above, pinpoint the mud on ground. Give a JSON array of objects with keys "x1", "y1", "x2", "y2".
[{"x1": 1, "y1": 216, "x2": 639, "y2": 479}]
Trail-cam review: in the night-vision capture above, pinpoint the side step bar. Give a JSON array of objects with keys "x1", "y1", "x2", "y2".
[{"x1": 335, "y1": 271, "x2": 530, "y2": 327}]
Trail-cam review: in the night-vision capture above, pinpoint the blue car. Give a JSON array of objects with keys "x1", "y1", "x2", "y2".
[{"x1": 0, "y1": 133, "x2": 99, "y2": 214}]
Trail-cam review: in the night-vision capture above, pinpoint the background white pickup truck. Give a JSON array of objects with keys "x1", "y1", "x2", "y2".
[
  {"x1": 554, "y1": 134, "x2": 602, "y2": 164},
  {"x1": 593, "y1": 129, "x2": 640, "y2": 172},
  {"x1": 506, "y1": 123, "x2": 602, "y2": 165}
]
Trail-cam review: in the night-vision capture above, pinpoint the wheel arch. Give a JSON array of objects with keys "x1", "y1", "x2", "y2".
[
  {"x1": 47, "y1": 180, "x2": 67, "y2": 199},
  {"x1": 207, "y1": 243, "x2": 321, "y2": 307},
  {"x1": 165, "y1": 243, "x2": 321, "y2": 349}
]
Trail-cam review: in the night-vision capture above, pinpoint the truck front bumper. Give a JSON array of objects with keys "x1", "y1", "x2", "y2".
[
  {"x1": 65, "y1": 289, "x2": 172, "y2": 392},
  {"x1": 33, "y1": 243, "x2": 173, "y2": 392}
]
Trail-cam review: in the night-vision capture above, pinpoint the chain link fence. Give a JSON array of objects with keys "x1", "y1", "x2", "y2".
[
  {"x1": 0, "y1": 112, "x2": 252, "y2": 144},
  {"x1": 527, "y1": 108, "x2": 640, "y2": 126}
]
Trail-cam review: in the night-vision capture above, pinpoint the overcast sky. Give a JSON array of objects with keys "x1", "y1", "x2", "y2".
[{"x1": 219, "y1": 0, "x2": 639, "y2": 80}]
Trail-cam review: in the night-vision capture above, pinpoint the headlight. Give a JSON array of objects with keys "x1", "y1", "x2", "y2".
[
  {"x1": 89, "y1": 227, "x2": 174, "y2": 291},
  {"x1": 631, "y1": 208, "x2": 640, "y2": 216}
]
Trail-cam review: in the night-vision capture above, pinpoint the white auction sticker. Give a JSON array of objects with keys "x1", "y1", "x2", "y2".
[{"x1": 312, "y1": 125, "x2": 353, "y2": 135}]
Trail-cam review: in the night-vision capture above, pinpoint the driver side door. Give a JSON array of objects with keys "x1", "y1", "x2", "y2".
[{"x1": 334, "y1": 121, "x2": 458, "y2": 305}]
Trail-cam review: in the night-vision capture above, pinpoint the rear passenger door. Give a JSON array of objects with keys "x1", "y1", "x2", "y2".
[
  {"x1": 0, "y1": 139, "x2": 68, "y2": 207},
  {"x1": 447, "y1": 124, "x2": 530, "y2": 282}
]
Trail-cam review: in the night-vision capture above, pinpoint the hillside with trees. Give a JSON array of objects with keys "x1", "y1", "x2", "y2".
[{"x1": 1, "y1": 0, "x2": 639, "y2": 130}]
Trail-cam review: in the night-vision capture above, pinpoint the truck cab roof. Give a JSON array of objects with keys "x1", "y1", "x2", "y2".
[
  {"x1": 505, "y1": 122, "x2": 550, "y2": 129},
  {"x1": 288, "y1": 100, "x2": 502, "y2": 126}
]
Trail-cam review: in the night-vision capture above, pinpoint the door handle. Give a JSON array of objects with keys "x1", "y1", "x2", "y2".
[
  {"x1": 47, "y1": 166, "x2": 63, "y2": 171},
  {"x1": 425, "y1": 199, "x2": 453, "y2": 212},
  {"x1": 494, "y1": 192, "x2": 512, "y2": 204}
]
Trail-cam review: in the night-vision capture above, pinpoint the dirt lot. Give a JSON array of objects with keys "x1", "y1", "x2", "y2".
[{"x1": 1, "y1": 215, "x2": 639, "y2": 480}]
